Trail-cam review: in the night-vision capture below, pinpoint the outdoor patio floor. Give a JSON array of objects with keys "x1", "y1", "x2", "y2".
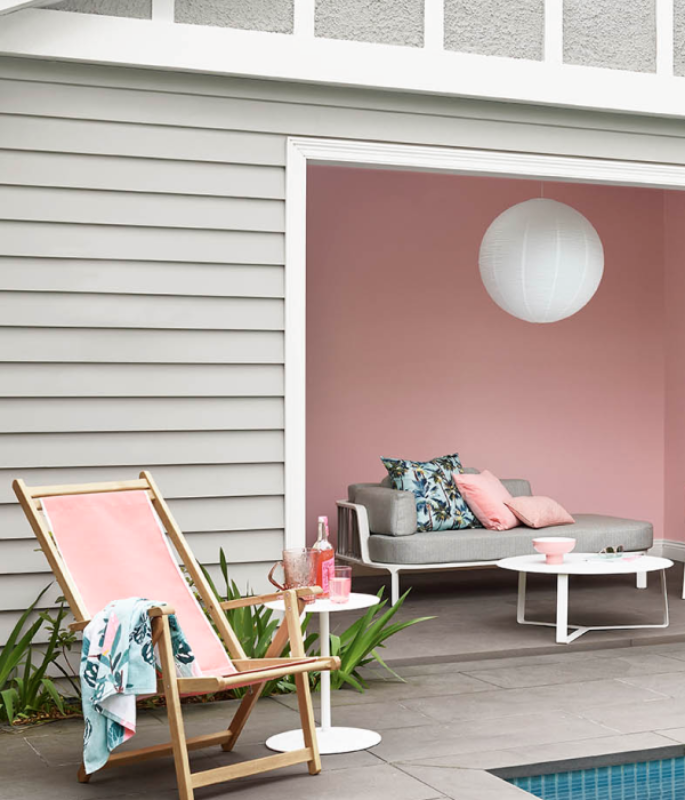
[
  {"x1": 6, "y1": 641, "x2": 685, "y2": 800},
  {"x1": 351, "y1": 563, "x2": 685, "y2": 663},
  {"x1": 5, "y1": 567, "x2": 685, "y2": 800}
]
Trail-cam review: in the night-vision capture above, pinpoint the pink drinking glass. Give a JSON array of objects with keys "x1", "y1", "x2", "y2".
[{"x1": 329, "y1": 566, "x2": 352, "y2": 604}]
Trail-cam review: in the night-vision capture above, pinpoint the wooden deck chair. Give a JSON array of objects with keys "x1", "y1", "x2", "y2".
[{"x1": 13, "y1": 471, "x2": 339, "y2": 800}]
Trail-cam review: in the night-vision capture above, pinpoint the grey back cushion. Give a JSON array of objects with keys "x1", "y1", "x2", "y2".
[
  {"x1": 348, "y1": 470, "x2": 532, "y2": 536},
  {"x1": 501, "y1": 478, "x2": 532, "y2": 497},
  {"x1": 355, "y1": 486, "x2": 417, "y2": 536}
]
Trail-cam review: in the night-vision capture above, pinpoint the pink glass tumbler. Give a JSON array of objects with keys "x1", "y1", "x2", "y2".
[{"x1": 329, "y1": 566, "x2": 352, "y2": 604}]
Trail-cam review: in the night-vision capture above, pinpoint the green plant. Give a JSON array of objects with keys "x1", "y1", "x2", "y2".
[
  {"x1": 201, "y1": 550, "x2": 318, "y2": 697},
  {"x1": 311, "y1": 588, "x2": 434, "y2": 692},
  {"x1": 202, "y1": 549, "x2": 434, "y2": 697},
  {"x1": 0, "y1": 585, "x2": 77, "y2": 724}
]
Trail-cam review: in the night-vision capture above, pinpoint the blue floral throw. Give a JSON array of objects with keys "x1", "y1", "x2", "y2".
[
  {"x1": 80, "y1": 597, "x2": 199, "y2": 774},
  {"x1": 381, "y1": 453, "x2": 478, "y2": 531}
]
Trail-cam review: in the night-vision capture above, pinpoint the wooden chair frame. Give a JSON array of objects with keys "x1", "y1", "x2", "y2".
[{"x1": 13, "y1": 471, "x2": 340, "y2": 800}]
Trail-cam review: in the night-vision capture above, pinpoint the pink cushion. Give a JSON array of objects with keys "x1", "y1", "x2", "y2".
[
  {"x1": 505, "y1": 496, "x2": 575, "y2": 529},
  {"x1": 452, "y1": 470, "x2": 519, "y2": 531},
  {"x1": 42, "y1": 491, "x2": 235, "y2": 677}
]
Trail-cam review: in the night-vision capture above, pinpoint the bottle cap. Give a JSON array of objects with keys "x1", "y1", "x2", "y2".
[{"x1": 318, "y1": 515, "x2": 328, "y2": 524}]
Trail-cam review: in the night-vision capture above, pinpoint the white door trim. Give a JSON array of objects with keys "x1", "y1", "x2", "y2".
[{"x1": 284, "y1": 136, "x2": 685, "y2": 548}]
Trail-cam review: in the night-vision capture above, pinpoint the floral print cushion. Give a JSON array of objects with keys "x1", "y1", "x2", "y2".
[{"x1": 380, "y1": 453, "x2": 478, "y2": 531}]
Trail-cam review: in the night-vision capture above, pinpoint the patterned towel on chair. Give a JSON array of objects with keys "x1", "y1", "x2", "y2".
[{"x1": 80, "y1": 597, "x2": 200, "y2": 774}]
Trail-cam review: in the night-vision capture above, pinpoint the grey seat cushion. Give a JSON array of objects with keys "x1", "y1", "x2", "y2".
[{"x1": 368, "y1": 514, "x2": 654, "y2": 565}]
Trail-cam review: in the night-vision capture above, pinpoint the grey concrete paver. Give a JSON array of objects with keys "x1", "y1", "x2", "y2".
[
  {"x1": 370, "y1": 710, "x2": 614, "y2": 762},
  {"x1": 400, "y1": 732, "x2": 677, "y2": 770},
  {"x1": 401, "y1": 678, "x2": 665, "y2": 723},
  {"x1": 465, "y1": 653, "x2": 685, "y2": 688},
  {"x1": 397, "y1": 764, "x2": 532, "y2": 800},
  {"x1": 275, "y1": 671, "x2": 493, "y2": 709},
  {"x1": 618, "y1": 670, "x2": 685, "y2": 697},
  {"x1": 655, "y1": 727, "x2": 685, "y2": 743},
  {"x1": 578, "y1": 696, "x2": 685, "y2": 733}
]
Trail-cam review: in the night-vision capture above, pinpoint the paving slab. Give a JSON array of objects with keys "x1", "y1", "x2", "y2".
[
  {"x1": 275, "y1": 671, "x2": 493, "y2": 710},
  {"x1": 398, "y1": 764, "x2": 531, "y2": 799},
  {"x1": 656, "y1": 727, "x2": 685, "y2": 743},
  {"x1": 401, "y1": 732, "x2": 678, "y2": 771},
  {"x1": 370, "y1": 709, "x2": 612, "y2": 763},
  {"x1": 401, "y1": 678, "x2": 664, "y2": 723},
  {"x1": 464, "y1": 652, "x2": 685, "y2": 689},
  {"x1": 618, "y1": 670, "x2": 685, "y2": 697},
  {"x1": 194, "y1": 763, "x2": 445, "y2": 800},
  {"x1": 579, "y1": 696, "x2": 685, "y2": 734}
]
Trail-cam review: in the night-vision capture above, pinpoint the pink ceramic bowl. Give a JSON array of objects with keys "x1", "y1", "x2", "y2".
[{"x1": 532, "y1": 536, "x2": 576, "y2": 565}]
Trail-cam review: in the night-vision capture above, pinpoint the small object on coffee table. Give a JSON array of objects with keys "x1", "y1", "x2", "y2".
[
  {"x1": 532, "y1": 536, "x2": 576, "y2": 564},
  {"x1": 598, "y1": 545, "x2": 624, "y2": 559}
]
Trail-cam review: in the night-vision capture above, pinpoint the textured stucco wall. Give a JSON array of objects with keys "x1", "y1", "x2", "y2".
[
  {"x1": 674, "y1": 0, "x2": 685, "y2": 75},
  {"x1": 444, "y1": 0, "x2": 544, "y2": 60},
  {"x1": 564, "y1": 0, "x2": 656, "y2": 72},
  {"x1": 175, "y1": 0, "x2": 293, "y2": 32},
  {"x1": 315, "y1": 0, "x2": 423, "y2": 47},
  {"x1": 48, "y1": 0, "x2": 150, "y2": 17}
]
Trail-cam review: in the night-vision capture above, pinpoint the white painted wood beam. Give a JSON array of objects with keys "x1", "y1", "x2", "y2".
[
  {"x1": 294, "y1": 0, "x2": 314, "y2": 37},
  {"x1": 544, "y1": 0, "x2": 563, "y2": 64},
  {"x1": 2, "y1": 9, "x2": 685, "y2": 119},
  {"x1": 424, "y1": 0, "x2": 444, "y2": 52},
  {"x1": 151, "y1": 0, "x2": 174, "y2": 23},
  {"x1": 656, "y1": 0, "x2": 675, "y2": 77},
  {"x1": 0, "y1": 0, "x2": 55, "y2": 15}
]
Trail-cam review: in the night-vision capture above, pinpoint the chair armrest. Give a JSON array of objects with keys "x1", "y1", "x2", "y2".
[
  {"x1": 219, "y1": 586, "x2": 322, "y2": 611},
  {"x1": 354, "y1": 486, "x2": 417, "y2": 536},
  {"x1": 68, "y1": 604, "x2": 175, "y2": 632}
]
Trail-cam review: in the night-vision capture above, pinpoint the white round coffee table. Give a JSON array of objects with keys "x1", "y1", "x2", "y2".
[
  {"x1": 497, "y1": 553, "x2": 672, "y2": 644},
  {"x1": 263, "y1": 592, "x2": 381, "y2": 754}
]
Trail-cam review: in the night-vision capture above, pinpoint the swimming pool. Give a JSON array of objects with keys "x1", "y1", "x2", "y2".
[{"x1": 508, "y1": 756, "x2": 685, "y2": 799}]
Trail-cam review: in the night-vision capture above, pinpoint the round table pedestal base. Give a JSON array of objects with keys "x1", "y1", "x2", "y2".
[{"x1": 265, "y1": 726, "x2": 381, "y2": 755}]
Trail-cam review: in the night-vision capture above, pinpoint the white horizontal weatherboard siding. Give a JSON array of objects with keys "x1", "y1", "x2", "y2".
[{"x1": 0, "y1": 62, "x2": 289, "y2": 635}]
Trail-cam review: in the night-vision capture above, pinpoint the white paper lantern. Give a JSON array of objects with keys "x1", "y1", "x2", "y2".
[{"x1": 478, "y1": 198, "x2": 604, "y2": 323}]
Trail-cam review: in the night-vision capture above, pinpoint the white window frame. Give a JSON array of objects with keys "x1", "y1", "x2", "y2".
[{"x1": 284, "y1": 136, "x2": 685, "y2": 547}]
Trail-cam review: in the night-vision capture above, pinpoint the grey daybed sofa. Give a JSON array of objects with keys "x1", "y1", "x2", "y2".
[{"x1": 336, "y1": 473, "x2": 653, "y2": 604}]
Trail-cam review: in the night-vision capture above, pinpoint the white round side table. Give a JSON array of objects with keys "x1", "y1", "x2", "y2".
[
  {"x1": 263, "y1": 592, "x2": 381, "y2": 754},
  {"x1": 498, "y1": 553, "x2": 672, "y2": 644}
]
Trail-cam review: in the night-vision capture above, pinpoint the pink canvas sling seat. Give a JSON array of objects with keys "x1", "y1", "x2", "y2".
[{"x1": 41, "y1": 489, "x2": 238, "y2": 678}]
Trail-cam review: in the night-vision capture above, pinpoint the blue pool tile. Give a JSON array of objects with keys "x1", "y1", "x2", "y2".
[{"x1": 508, "y1": 757, "x2": 685, "y2": 800}]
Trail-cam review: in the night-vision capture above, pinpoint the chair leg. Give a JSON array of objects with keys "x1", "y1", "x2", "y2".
[
  {"x1": 222, "y1": 684, "x2": 263, "y2": 752},
  {"x1": 390, "y1": 570, "x2": 400, "y2": 605},
  {"x1": 77, "y1": 762, "x2": 90, "y2": 783},
  {"x1": 157, "y1": 617, "x2": 194, "y2": 800},
  {"x1": 294, "y1": 672, "x2": 321, "y2": 775},
  {"x1": 223, "y1": 597, "x2": 296, "y2": 753}
]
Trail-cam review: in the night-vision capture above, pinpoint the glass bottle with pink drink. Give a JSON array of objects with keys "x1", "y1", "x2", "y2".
[{"x1": 313, "y1": 515, "x2": 335, "y2": 598}]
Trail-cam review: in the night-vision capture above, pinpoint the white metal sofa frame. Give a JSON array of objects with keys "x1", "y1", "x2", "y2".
[{"x1": 336, "y1": 500, "x2": 650, "y2": 606}]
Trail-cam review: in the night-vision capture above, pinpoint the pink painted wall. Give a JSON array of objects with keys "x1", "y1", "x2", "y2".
[
  {"x1": 306, "y1": 167, "x2": 666, "y2": 544},
  {"x1": 664, "y1": 192, "x2": 685, "y2": 542}
]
